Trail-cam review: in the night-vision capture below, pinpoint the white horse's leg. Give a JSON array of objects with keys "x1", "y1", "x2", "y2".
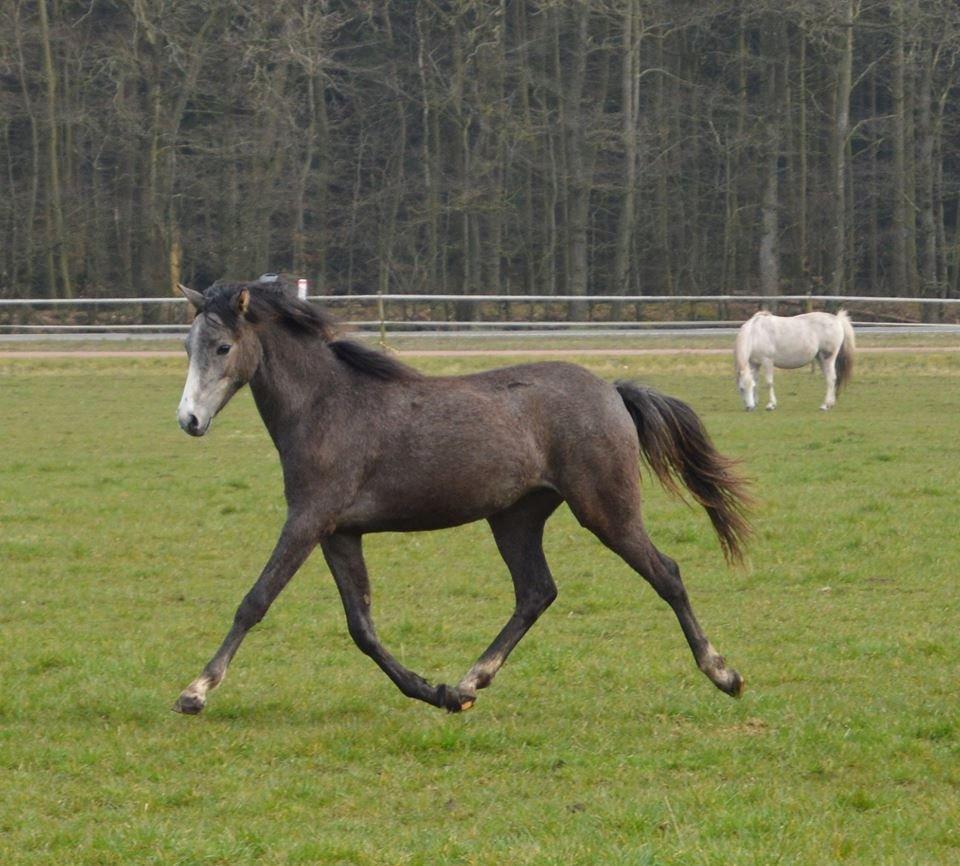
[
  {"x1": 747, "y1": 362, "x2": 759, "y2": 411},
  {"x1": 819, "y1": 353, "x2": 838, "y2": 410},
  {"x1": 763, "y1": 360, "x2": 777, "y2": 410}
]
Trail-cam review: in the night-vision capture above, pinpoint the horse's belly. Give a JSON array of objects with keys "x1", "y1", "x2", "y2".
[
  {"x1": 338, "y1": 441, "x2": 545, "y2": 533},
  {"x1": 340, "y1": 486, "x2": 539, "y2": 533},
  {"x1": 770, "y1": 345, "x2": 816, "y2": 369}
]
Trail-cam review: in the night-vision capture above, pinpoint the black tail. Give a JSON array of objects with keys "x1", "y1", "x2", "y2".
[{"x1": 615, "y1": 382, "x2": 752, "y2": 563}]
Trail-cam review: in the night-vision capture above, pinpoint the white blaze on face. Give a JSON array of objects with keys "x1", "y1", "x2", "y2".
[
  {"x1": 178, "y1": 361, "x2": 203, "y2": 428},
  {"x1": 178, "y1": 327, "x2": 208, "y2": 434},
  {"x1": 177, "y1": 318, "x2": 234, "y2": 436}
]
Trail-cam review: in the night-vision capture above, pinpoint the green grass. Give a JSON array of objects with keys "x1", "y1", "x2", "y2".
[{"x1": 1, "y1": 348, "x2": 959, "y2": 865}]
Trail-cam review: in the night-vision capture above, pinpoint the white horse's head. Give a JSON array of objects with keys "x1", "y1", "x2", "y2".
[
  {"x1": 733, "y1": 322, "x2": 758, "y2": 411},
  {"x1": 736, "y1": 364, "x2": 757, "y2": 411}
]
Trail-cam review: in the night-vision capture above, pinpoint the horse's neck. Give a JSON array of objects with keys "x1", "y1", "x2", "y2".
[
  {"x1": 734, "y1": 320, "x2": 758, "y2": 369},
  {"x1": 250, "y1": 330, "x2": 341, "y2": 448}
]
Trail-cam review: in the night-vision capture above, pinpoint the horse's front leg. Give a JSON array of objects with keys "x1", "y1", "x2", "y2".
[
  {"x1": 173, "y1": 516, "x2": 317, "y2": 715},
  {"x1": 321, "y1": 532, "x2": 466, "y2": 712},
  {"x1": 762, "y1": 359, "x2": 777, "y2": 410}
]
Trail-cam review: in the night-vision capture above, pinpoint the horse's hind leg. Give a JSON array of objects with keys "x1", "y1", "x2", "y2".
[
  {"x1": 623, "y1": 532, "x2": 741, "y2": 695},
  {"x1": 570, "y1": 496, "x2": 743, "y2": 698},
  {"x1": 454, "y1": 490, "x2": 562, "y2": 707},
  {"x1": 818, "y1": 352, "x2": 838, "y2": 410},
  {"x1": 321, "y1": 532, "x2": 470, "y2": 712}
]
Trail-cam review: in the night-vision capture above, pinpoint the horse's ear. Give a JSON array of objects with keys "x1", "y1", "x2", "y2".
[
  {"x1": 178, "y1": 283, "x2": 205, "y2": 311},
  {"x1": 234, "y1": 288, "x2": 250, "y2": 317}
]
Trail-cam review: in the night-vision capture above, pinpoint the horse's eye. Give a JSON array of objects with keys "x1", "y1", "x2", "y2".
[{"x1": 216, "y1": 344, "x2": 231, "y2": 356}]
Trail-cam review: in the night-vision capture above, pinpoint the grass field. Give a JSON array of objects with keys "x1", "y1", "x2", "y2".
[{"x1": 1, "y1": 346, "x2": 959, "y2": 865}]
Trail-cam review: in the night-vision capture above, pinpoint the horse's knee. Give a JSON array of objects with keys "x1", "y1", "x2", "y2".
[
  {"x1": 517, "y1": 581, "x2": 557, "y2": 625},
  {"x1": 234, "y1": 592, "x2": 268, "y2": 630},
  {"x1": 541, "y1": 583, "x2": 559, "y2": 610}
]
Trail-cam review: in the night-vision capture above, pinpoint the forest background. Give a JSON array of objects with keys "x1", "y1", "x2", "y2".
[{"x1": 2, "y1": 0, "x2": 958, "y2": 302}]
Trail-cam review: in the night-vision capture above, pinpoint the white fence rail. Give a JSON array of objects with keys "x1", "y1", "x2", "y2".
[{"x1": 1, "y1": 293, "x2": 958, "y2": 340}]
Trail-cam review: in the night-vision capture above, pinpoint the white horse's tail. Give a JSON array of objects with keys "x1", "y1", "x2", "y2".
[{"x1": 835, "y1": 310, "x2": 855, "y2": 392}]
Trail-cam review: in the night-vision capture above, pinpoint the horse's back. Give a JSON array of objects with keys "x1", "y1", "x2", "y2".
[
  {"x1": 742, "y1": 311, "x2": 843, "y2": 368},
  {"x1": 342, "y1": 361, "x2": 635, "y2": 531},
  {"x1": 385, "y1": 360, "x2": 629, "y2": 460},
  {"x1": 457, "y1": 361, "x2": 634, "y2": 451}
]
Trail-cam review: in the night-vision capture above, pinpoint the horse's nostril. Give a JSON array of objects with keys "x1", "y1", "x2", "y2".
[{"x1": 188, "y1": 414, "x2": 200, "y2": 432}]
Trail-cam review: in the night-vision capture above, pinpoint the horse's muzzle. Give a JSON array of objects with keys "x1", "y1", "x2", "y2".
[{"x1": 178, "y1": 408, "x2": 209, "y2": 437}]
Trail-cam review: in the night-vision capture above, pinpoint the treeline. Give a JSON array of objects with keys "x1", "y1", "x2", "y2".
[{"x1": 2, "y1": 0, "x2": 959, "y2": 299}]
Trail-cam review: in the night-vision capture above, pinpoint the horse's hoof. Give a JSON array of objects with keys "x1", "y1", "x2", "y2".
[
  {"x1": 765, "y1": 405, "x2": 776, "y2": 411},
  {"x1": 730, "y1": 672, "x2": 746, "y2": 699},
  {"x1": 437, "y1": 684, "x2": 475, "y2": 713},
  {"x1": 173, "y1": 692, "x2": 206, "y2": 715},
  {"x1": 721, "y1": 670, "x2": 745, "y2": 699}
]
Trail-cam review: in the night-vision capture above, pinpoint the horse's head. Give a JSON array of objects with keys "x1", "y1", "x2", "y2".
[
  {"x1": 177, "y1": 283, "x2": 262, "y2": 436},
  {"x1": 733, "y1": 322, "x2": 758, "y2": 411},
  {"x1": 736, "y1": 365, "x2": 757, "y2": 411}
]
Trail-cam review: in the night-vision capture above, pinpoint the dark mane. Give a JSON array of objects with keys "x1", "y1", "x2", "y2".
[
  {"x1": 202, "y1": 280, "x2": 421, "y2": 381},
  {"x1": 329, "y1": 339, "x2": 423, "y2": 381},
  {"x1": 203, "y1": 280, "x2": 338, "y2": 339}
]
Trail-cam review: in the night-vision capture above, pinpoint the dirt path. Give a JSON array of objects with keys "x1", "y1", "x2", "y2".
[{"x1": 1, "y1": 345, "x2": 959, "y2": 360}]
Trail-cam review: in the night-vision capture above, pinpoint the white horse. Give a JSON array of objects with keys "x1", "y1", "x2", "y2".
[{"x1": 734, "y1": 310, "x2": 856, "y2": 411}]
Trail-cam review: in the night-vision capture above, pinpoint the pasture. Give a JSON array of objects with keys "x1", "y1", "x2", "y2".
[{"x1": 1, "y1": 346, "x2": 958, "y2": 865}]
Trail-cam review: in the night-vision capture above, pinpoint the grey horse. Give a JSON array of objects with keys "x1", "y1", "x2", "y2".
[{"x1": 173, "y1": 280, "x2": 751, "y2": 716}]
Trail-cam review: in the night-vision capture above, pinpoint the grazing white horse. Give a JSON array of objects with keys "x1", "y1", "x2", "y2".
[{"x1": 734, "y1": 310, "x2": 856, "y2": 411}]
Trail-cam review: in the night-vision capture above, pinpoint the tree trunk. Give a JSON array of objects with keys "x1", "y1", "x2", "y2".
[
  {"x1": 654, "y1": 35, "x2": 673, "y2": 294},
  {"x1": 917, "y1": 39, "x2": 938, "y2": 300},
  {"x1": 13, "y1": 4, "x2": 41, "y2": 294},
  {"x1": 829, "y1": 0, "x2": 853, "y2": 295},
  {"x1": 868, "y1": 66, "x2": 880, "y2": 292},
  {"x1": 613, "y1": 0, "x2": 640, "y2": 295},
  {"x1": 892, "y1": 0, "x2": 909, "y2": 294},
  {"x1": 565, "y1": 4, "x2": 590, "y2": 300},
  {"x1": 760, "y1": 16, "x2": 783, "y2": 296},
  {"x1": 37, "y1": 0, "x2": 71, "y2": 297},
  {"x1": 416, "y1": 2, "x2": 439, "y2": 293},
  {"x1": 798, "y1": 26, "x2": 809, "y2": 286}
]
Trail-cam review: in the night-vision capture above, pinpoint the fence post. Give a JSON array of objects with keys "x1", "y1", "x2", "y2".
[{"x1": 377, "y1": 290, "x2": 387, "y2": 348}]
